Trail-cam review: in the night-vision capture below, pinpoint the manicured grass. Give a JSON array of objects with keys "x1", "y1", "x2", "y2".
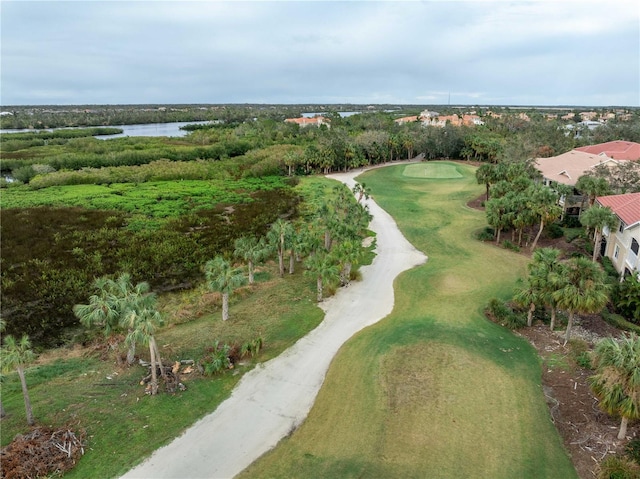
[
  {"x1": 239, "y1": 162, "x2": 577, "y2": 478},
  {"x1": 402, "y1": 161, "x2": 463, "y2": 179}
]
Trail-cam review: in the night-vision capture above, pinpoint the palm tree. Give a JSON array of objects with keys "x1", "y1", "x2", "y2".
[
  {"x1": 74, "y1": 273, "x2": 153, "y2": 365},
  {"x1": 205, "y1": 256, "x2": 246, "y2": 321},
  {"x1": 352, "y1": 182, "x2": 370, "y2": 203},
  {"x1": 513, "y1": 278, "x2": 540, "y2": 327},
  {"x1": 475, "y1": 163, "x2": 499, "y2": 201},
  {"x1": 1, "y1": 334, "x2": 36, "y2": 425},
  {"x1": 576, "y1": 175, "x2": 611, "y2": 209},
  {"x1": 552, "y1": 257, "x2": 610, "y2": 344},
  {"x1": 485, "y1": 196, "x2": 513, "y2": 244},
  {"x1": 267, "y1": 219, "x2": 293, "y2": 277},
  {"x1": 123, "y1": 307, "x2": 165, "y2": 395},
  {"x1": 529, "y1": 186, "x2": 562, "y2": 252},
  {"x1": 579, "y1": 206, "x2": 618, "y2": 262},
  {"x1": 530, "y1": 248, "x2": 563, "y2": 330},
  {"x1": 0, "y1": 318, "x2": 6, "y2": 418},
  {"x1": 304, "y1": 251, "x2": 340, "y2": 302},
  {"x1": 332, "y1": 239, "x2": 363, "y2": 286},
  {"x1": 588, "y1": 334, "x2": 640, "y2": 439},
  {"x1": 234, "y1": 236, "x2": 270, "y2": 285}
]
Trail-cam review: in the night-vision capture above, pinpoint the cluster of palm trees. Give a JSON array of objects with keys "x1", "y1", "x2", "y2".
[
  {"x1": 514, "y1": 248, "x2": 610, "y2": 344},
  {"x1": 480, "y1": 162, "x2": 564, "y2": 250},
  {"x1": 72, "y1": 274, "x2": 166, "y2": 395},
  {"x1": 514, "y1": 248, "x2": 639, "y2": 440},
  {"x1": 208, "y1": 183, "x2": 372, "y2": 313}
]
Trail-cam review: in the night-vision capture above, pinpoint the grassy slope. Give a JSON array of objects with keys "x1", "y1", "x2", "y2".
[{"x1": 239, "y1": 162, "x2": 577, "y2": 479}]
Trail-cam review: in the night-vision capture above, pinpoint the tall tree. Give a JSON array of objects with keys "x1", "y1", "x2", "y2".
[
  {"x1": 1, "y1": 334, "x2": 36, "y2": 425},
  {"x1": 0, "y1": 319, "x2": 5, "y2": 418},
  {"x1": 73, "y1": 273, "x2": 153, "y2": 365},
  {"x1": 332, "y1": 239, "x2": 364, "y2": 286},
  {"x1": 352, "y1": 182, "x2": 370, "y2": 203},
  {"x1": 530, "y1": 248, "x2": 564, "y2": 330},
  {"x1": 575, "y1": 175, "x2": 611, "y2": 209},
  {"x1": 589, "y1": 334, "x2": 640, "y2": 439},
  {"x1": 528, "y1": 186, "x2": 562, "y2": 252},
  {"x1": 234, "y1": 236, "x2": 270, "y2": 285},
  {"x1": 579, "y1": 206, "x2": 618, "y2": 262},
  {"x1": 513, "y1": 277, "x2": 541, "y2": 327},
  {"x1": 475, "y1": 163, "x2": 498, "y2": 201},
  {"x1": 267, "y1": 219, "x2": 294, "y2": 277},
  {"x1": 123, "y1": 306, "x2": 165, "y2": 395},
  {"x1": 304, "y1": 251, "x2": 340, "y2": 302},
  {"x1": 205, "y1": 256, "x2": 246, "y2": 321},
  {"x1": 552, "y1": 257, "x2": 610, "y2": 344}
]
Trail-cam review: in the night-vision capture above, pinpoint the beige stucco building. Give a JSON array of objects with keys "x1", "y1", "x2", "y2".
[{"x1": 598, "y1": 193, "x2": 640, "y2": 279}]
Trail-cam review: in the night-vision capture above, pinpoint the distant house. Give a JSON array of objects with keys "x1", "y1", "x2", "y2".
[
  {"x1": 394, "y1": 115, "x2": 419, "y2": 125},
  {"x1": 580, "y1": 111, "x2": 598, "y2": 121},
  {"x1": 575, "y1": 141, "x2": 640, "y2": 161},
  {"x1": 427, "y1": 114, "x2": 461, "y2": 127},
  {"x1": 597, "y1": 192, "x2": 640, "y2": 279},
  {"x1": 284, "y1": 116, "x2": 330, "y2": 128},
  {"x1": 462, "y1": 114, "x2": 484, "y2": 126}
]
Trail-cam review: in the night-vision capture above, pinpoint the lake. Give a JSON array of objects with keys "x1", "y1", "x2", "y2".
[{"x1": 0, "y1": 121, "x2": 211, "y2": 139}]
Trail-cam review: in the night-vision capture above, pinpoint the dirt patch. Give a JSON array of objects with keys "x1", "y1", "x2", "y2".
[{"x1": 516, "y1": 317, "x2": 638, "y2": 479}]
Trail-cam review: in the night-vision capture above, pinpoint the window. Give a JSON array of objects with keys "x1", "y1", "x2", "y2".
[
  {"x1": 631, "y1": 238, "x2": 639, "y2": 256},
  {"x1": 619, "y1": 222, "x2": 625, "y2": 233},
  {"x1": 614, "y1": 245, "x2": 620, "y2": 259}
]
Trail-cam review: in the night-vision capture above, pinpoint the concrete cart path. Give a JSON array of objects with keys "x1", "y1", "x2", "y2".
[{"x1": 122, "y1": 165, "x2": 426, "y2": 479}]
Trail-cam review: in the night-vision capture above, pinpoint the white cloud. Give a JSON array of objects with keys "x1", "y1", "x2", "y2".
[{"x1": 1, "y1": 0, "x2": 638, "y2": 105}]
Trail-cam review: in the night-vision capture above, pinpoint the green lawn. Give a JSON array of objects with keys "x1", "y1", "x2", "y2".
[
  {"x1": 403, "y1": 162, "x2": 463, "y2": 179},
  {"x1": 239, "y1": 162, "x2": 577, "y2": 479}
]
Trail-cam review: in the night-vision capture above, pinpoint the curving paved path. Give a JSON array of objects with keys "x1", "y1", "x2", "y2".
[{"x1": 122, "y1": 164, "x2": 426, "y2": 479}]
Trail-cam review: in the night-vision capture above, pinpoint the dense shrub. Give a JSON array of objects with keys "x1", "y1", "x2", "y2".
[
  {"x1": 501, "y1": 240, "x2": 520, "y2": 252},
  {"x1": 486, "y1": 298, "x2": 525, "y2": 329},
  {"x1": 601, "y1": 310, "x2": 640, "y2": 334},
  {"x1": 546, "y1": 222, "x2": 564, "y2": 239},
  {"x1": 612, "y1": 275, "x2": 640, "y2": 324},
  {"x1": 0, "y1": 187, "x2": 299, "y2": 347},
  {"x1": 597, "y1": 456, "x2": 640, "y2": 479},
  {"x1": 625, "y1": 439, "x2": 640, "y2": 464},
  {"x1": 475, "y1": 226, "x2": 495, "y2": 242}
]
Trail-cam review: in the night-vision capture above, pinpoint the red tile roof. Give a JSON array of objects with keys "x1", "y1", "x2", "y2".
[
  {"x1": 284, "y1": 116, "x2": 329, "y2": 126},
  {"x1": 596, "y1": 192, "x2": 640, "y2": 227},
  {"x1": 575, "y1": 141, "x2": 640, "y2": 161}
]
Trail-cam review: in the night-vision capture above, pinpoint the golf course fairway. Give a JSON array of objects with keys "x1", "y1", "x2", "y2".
[{"x1": 238, "y1": 162, "x2": 576, "y2": 479}]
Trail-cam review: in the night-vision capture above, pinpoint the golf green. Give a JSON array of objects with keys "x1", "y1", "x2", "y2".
[{"x1": 403, "y1": 162, "x2": 463, "y2": 179}]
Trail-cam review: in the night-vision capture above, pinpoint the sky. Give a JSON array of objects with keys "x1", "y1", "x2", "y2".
[{"x1": 1, "y1": 0, "x2": 639, "y2": 107}]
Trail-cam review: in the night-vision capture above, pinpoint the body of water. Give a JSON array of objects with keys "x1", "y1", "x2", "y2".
[
  {"x1": 0, "y1": 121, "x2": 211, "y2": 139},
  {"x1": 301, "y1": 111, "x2": 361, "y2": 118}
]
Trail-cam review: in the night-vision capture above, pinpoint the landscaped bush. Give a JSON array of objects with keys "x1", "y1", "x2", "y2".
[
  {"x1": 475, "y1": 226, "x2": 495, "y2": 242},
  {"x1": 486, "y1": 298, "x2": 525, "y2": 329},
  {"x1": 625, "y1": 439, "x2": 640, "y2": 464},
  {"x1": 501, "y1": 239, "x2": 520, "y2": 252},
  {"x1": 601, "y1": 310, "x2": 640, "y2": 335},
  {"x1": 611, "y1": 274, "x2": 640, "y2": 324},
  {"x1": 562, "y1": 215, "x2": 582, "y2": 228},
  {"x1": 597, "y1": 455, "x2": 640, "y2": 479},
  {"x1": 546, "y1": 222, "x2": 564, "y2": 239}
]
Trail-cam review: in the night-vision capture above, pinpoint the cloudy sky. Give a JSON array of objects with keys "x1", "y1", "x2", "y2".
[{"x1": 1, "y1": 0, "x2": 638, "y2": 106}]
